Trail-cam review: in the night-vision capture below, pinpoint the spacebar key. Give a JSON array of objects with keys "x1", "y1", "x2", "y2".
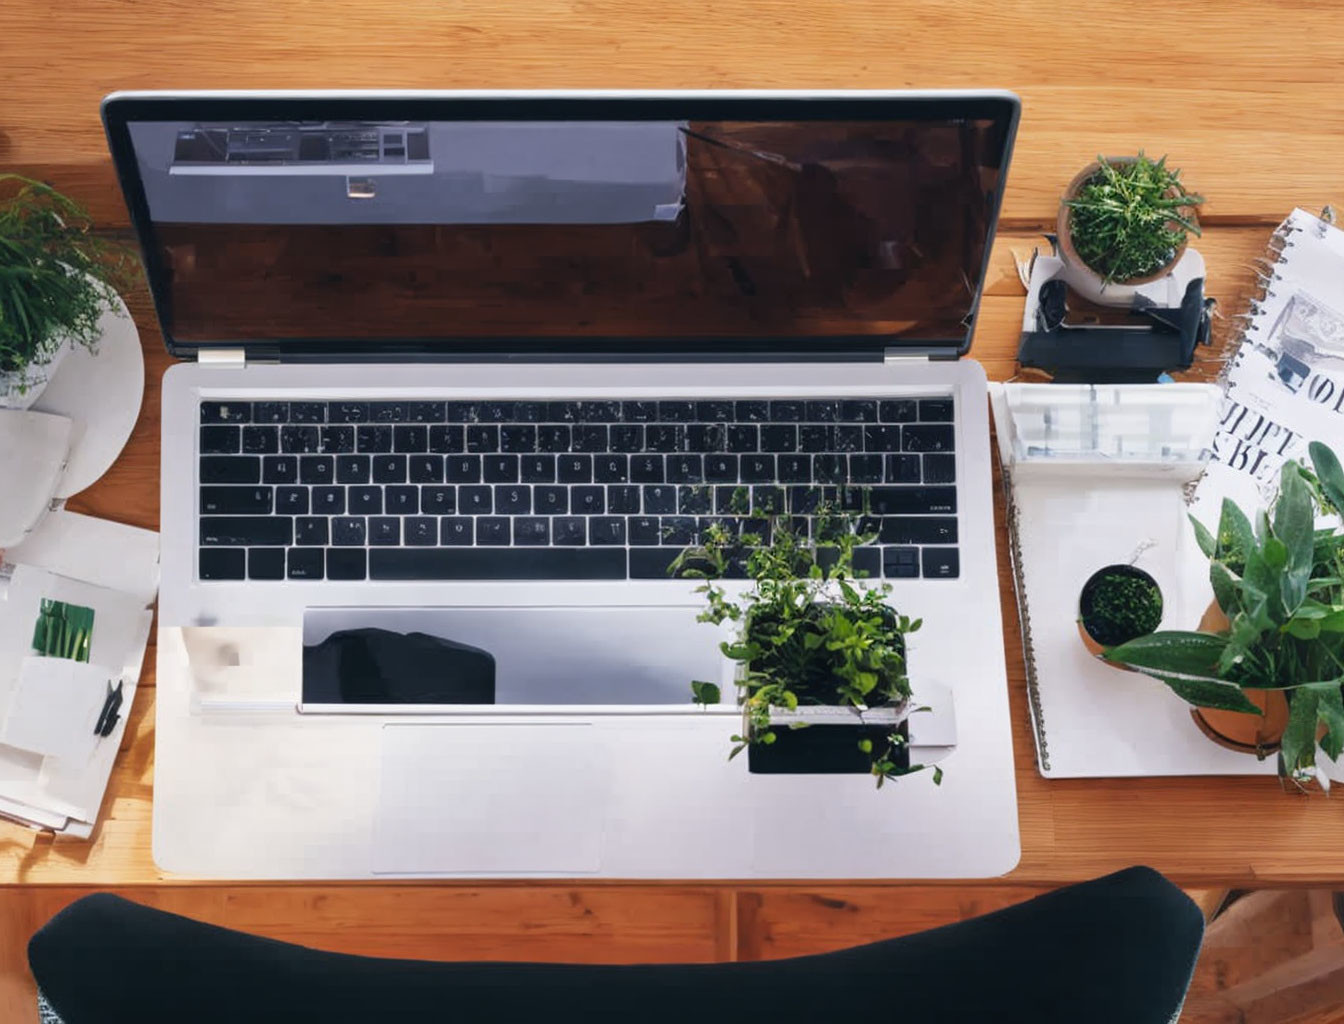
[{"x1": 369, "y1": 548, "x2": 626, "y2": 580}]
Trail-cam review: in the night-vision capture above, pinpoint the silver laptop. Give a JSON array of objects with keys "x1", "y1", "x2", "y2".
[
  {"x1": 106, "y1": 90, "x2": 1023, "y2": 878},
  {"x1": 105, "y1": 85, "x2": 1018, "y2": 696}
]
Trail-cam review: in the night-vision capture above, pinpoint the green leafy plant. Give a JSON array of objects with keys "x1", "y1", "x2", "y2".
[
  {"x1": 671, "y1": 495, "x2": 936, "y2": 788},
  {"x1": 0, "y1": 175, "x2": 131, "y2": 388},
  {"x1": 1079, "y1": 566, "x2": 1163, "y2": 647},
  {"x1": 1064, "y1": 154, "x2": 1204, "y2": 285},
  {"x1": 31, "y1": 599, "x2": 95, "y2": 662},
  {"x1": 1103, "y1": 442, "x2": 1344, "y2": 785}
]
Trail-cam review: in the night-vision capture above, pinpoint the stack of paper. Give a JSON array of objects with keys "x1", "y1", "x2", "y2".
[{"x1": 0, "y1": 511, "x2": 158, "y2": 835}]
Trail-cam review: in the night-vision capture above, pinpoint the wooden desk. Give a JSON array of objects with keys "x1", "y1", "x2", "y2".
[{"x1": 3, "y1": 0, "x2": 1344, "y2": 994}]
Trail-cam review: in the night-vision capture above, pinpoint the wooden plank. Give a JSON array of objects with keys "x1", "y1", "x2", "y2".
[{"x1": 3, "y1": 3, "x2": 1344, "y2": 223}]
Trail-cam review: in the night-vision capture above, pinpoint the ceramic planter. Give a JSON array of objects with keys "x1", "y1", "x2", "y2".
[
  {"x1": 1187, "y1": 602, "x2": 1290, "y2": 754},
  {"x1": 1056, "y1": 157, "x2": 1198, "y2": 307},
  {"x1": 0, "y1": 333, "x2": 73, "y2": 410},
  {"x1": 1077, "y1": 564, "x2": 1163, "y2": 667}
]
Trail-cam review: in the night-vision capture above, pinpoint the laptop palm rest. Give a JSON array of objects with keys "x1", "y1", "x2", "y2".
[
  {"x1": 301, "y1": 605, "x2": 721, "y2": 709},
  {"x1": 373, "y1": 723, "x2": 608, "y2": 874}
]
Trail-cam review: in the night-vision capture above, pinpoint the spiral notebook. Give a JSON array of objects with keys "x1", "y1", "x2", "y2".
[{"x1": 1190, "y1": 208, "x2": 1344, "y2": 524}]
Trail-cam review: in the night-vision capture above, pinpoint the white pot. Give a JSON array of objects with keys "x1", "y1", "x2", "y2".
[{"x1": 0, "y1": 334, "x2": 74, "y2": 410}]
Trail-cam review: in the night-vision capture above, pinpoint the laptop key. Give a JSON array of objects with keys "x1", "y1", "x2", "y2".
[
  {"x1": 295, "y1": 517, "x2": 329, "y2": 546},
  {"x1": 476, "y1": 517, "x2": 510, "y2": 545},
  {"x1": 500, "y1": 425, "x2": 537, "y2": 453},
  {"x1": 879, "y1": 400, "x2": 917, "y2": 423},
  {"x1": 369, "y1": 517, "x2": 400, "y2": 546},
  {"x1": 200, "y1": 486, "x2": 271, "y2": 515},
  {"x1": 705, "y1": 454, "x2": 738, "y2": 482},
  {"x1": 716, "y1": 486, "x2": 749, "y2": 515},
  {"x1": 332, "y1": 517, "x2": 367, "y2": 546},
  {"x1": 814, "y1": 454, "x2": 846, "y2": 484},
  {"x1": 241, "y1": 426, "x2": 277, "y2": 454},
  {"x1": 420, "y1": 486, "x2": 456, "y2": 515},
  {"x1": 658, "y1": 401, "x2": 696, "y2": 423},
  {"x1": 851, "y1": 546, "x2": 882, "y2": 577},
  {"x1": 923, "y1": 453, "x2": 956, "y2": 484},
  {"x1": 201, "y1": 517, "x2": 292, "y2": 547},
  {"x1": 200, "y1": 548, "x2": 245, "y2": 580},
  {"x1": 534, "y1": 485, "x2": 568, "y2": 515},
  {"x1": 572, "y1": 425, "x2": 608, "y2": 452},
  {"x1": 687, "y1": 424, "x2": 726, "y2": 452},
  {"x1": 696, "y1": 400, "x2": 735, "y2": 422},
  {"x1": 372, "y1": 455, "x2": 407, "y2": 483},
  {"x1": 578, "y1": 401, "x2": 621, "y2": 423},
  {"x1": 371, "y1": 547, "x2": 625, "y2": 580},
  {"x1": 833, "y1": 425, "x2": 863, "y2": 453},
  {"x1": 849, "y1": 455, "x2": 884, "y2": 484},
  {"x1": 405, "y1": 517, "x2": 438, "y2": 546},
  {"x1": 331, "y1": 402, "x2": 369, "y2": 423},
  {"x1": 407, "y1": 455, "x2": 443, "y2": 484},
  {"x1": 727, "y1": 425, "x2": 758, "y2": 452},
  {"x1": 513, "y1": 517, "x2": 550, "y2": 546},
  {"x1": 327, "y1": 548, "x2": 367, "y2": 580},
  {"x1": 660, "y1": 516, "x2": 697, "y2": 545},
  {"x1": 439, "y1": 517, "x2": 473, "y2": 545},
  {"x1": 394, "y1": 425, "x2": 428, "y2": 452},
  {"x1": 631, "y1": 455, "x2": 664, "y2": 483},
  {"x1": 558, "y1": 455, "x2": 592, "y2": 483},
  {"x1": 275, "y1": 487, "x2": 309, "y2": 514},
  {"x1": 369, "y1": 402, "x2": 406, "y2": 423},
  {"x1": 253, "y1": 402, "x2": 289, "y2": 424},
  {"x1": 261, "y1": 456, "x2": 297, "y2": 484},
  {"x1": 628, "y1": 547, "x2": 684, "y2": 579},
  {"x1": 760, "y1": 425, "x2": 797, "y2": 452},
  {"x1": 770, "y1": 400, "x2": 805, "y2": 421},
  {"x1": 338, "y1": 454, "x2": 370, "y2": 483},
  {"x1": 200, "y1": 426, "x2": 240, "y2": 454},
  {"x1": 495, "y1": 486, "x2": 530, "y2": 515},
  {"x1": 799, "y1": 426, "x2": 830, "y2": 452},
  {"x1": 201, "y1": 401, "x2": 250, "y2": 424},
  {"x1": 594, "y1": 455, "x2": 629, "y2": 483},
  {"x1": 589, "y1": 517, "x2": 626, "y2": 546},
  {"x1": 886, "y1": 454, "x2": 922, "y2": 483},
  {"x1": 466, "y1": 425, "x2": 499, "y2": 453},
  {"x1": 312, "y1": 486, "x2": 345, "y2": 515},
  {"x1": 483, "y1": 455, "x2": 519, "y2": 483},
  {"x1": 623, "y1": 401, "x2": 657, "y2": 422},
  {"x1": 459, "y1": 486, "x2": 492, "y2": 514},
  {"x1": 741, "y1": 454, "x2": 775, "y2": 483},
  {"x1": 428, "y1": 425, "x2": 465, "y2": 453},
  {"x1": 868, "y1": 486, "x2": 957, "y2": 516},
  {"x1": 553, "y1": 516, "x2": 587, "y2": 545},
  {"x1": 479, "y1": 402, "x2": 517, "y2": 423},
  {"x1": 200, "y1": 456, "x2": 260, "y2": 483},
  {"x1": 919, "y1": 398, "x2": 954, "y2": 422},
  {"x1": 643, "y1": 484, "x2": 676, "y2": 514},
  {"x1": 446, "y1": 455, "x2": 482, "y2": 483},
  {"x1": 678, "y1": 486, "x2": 712, "y2": 515},
  {"x1": 841, "y1": 400, "x2": 878, "y2": 423},
  {"x1": 667, "y1": 454, "x2": 702, "y2": 484},
  {"x1": 281, "y1": 426, "x2": 320, "y2": 454},
  {"x1": 776, "y1": 454, "x2": 810, "y2": 483},
  {"x1": 608, "y1": 485, "x2": 640, "y2": 514},
  {"x1": 878, "y1": 517, "x2": 958, "y2": 545},
  {"x1": 299, "y1": 456, "x2": 334, "y2": 484},
  {"x1": 348, "y1": 486, "x2": 382, "y2": 515},
  {"x1": 922, "y1": 547, "x2": 960, "y2": 579},
  {"x1": 902, "y1": 424, "x2": 954, "y2": 453},
  {"x1": 287, "y1": 548, "x2": 324, "y2": 579},
  {"x1": 247, "y1": 548, "x2": 285, "y2": 580},
  {"x1": 537, "y1": 425, "x2": 570, "y2": 452},
  {"x1": 736, "y1": 400, "x2": 769, "y2": 423},
  {"x1": 644, "y1": 424, "x2": 681, "y2": 453},
  {"x1": 409, "y1": 402, "x2": 445, "y2": 423},
  {"x1": 805, "y1": 400, "x2": 840, "y2": 423},
  {"x1": 883, "y1": 546, "x2": 920, "y2": 578},
  {"x1": 628, "y1": 516, "x2": 661, "y2": 545},
  {"x1": 573, "y1": 486, "x2": 605, "y2": 515},
  {"x1": 290, "y1": 402, "x2": 326, "y2": 424},
  {"x1": 521, "y1": 455, "x2": 556, "y2": 483},
  {"x1": 320, "y1": 426, "x2": 355, "y2": 454},
  {"x1": 386, "y1": 486, "x2": 419, "y2": 515},
  {"x1": 356, "y1": 425, "x2": 392, "y2": 453},
  {"x1": 610, "y1": 424, "x2": 644, "y2": 452}
]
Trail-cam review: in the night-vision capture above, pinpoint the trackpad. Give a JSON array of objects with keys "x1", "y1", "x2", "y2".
[{"x1": 372, "y1": 723, "x2": 608, "y2": 874}]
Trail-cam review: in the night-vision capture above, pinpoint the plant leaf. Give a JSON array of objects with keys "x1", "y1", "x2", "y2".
[
  {"x1": 1102, "y1": 630, "x2": 1227, "y2": 675},
  {"x1": 690, "y1": 680, "x2": 721, "y2": 705},
  {"x1": 1140, "y1": 672, "x2": 1264, "y2": 713},
  {"x1": 1282, "y1": 684, "x2": 1325, "y2": 776},
  {"x1": 1318, "y1": 685, "x2": 1344, "y2": 762},
  {"x1": 1189, "y1": 514, "x2": 1216, "y2": 558},
  {"x1": 1209, "y1": 561, "x2": 1239, "y2": 615},
  {"x1": 1310, "y1": 441, "x2": 1344, "y2": 516},
  {"x1": 1217, "y1": 498, "x2": 1255, "y2": 567},
  {"x1": 1274, "y1": 464, "x2": 1314, "y2": 611}
]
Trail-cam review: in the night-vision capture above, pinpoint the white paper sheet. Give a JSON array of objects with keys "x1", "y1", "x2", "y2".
[{"x1": 1, "y1": 657, "x2": 107, "y2": 762}]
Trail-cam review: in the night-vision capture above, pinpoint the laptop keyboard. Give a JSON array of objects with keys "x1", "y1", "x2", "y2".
[{"x1": 196, "y1": 398, "x2": 959, "y2": 582}]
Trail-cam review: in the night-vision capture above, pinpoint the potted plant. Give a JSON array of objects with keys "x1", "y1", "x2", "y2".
[
  {"x1": 1077, "y1": 563, "x2": 1163, "y2": 660},
  {"x1": 1102, "y1": 442, "x2": 1344, "y2": 786},
  {"x1": 0, "y1": 175, "x2": 130, "y2": 409},
  {"x1": 1057, "y1": 153, "x2": 1204, "y2": 305},
  {"x1": 672, "y1": 499, "x2": 939, "y2": 788}
]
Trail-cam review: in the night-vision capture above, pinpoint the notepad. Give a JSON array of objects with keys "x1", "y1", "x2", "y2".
[{"x1": 1, "y1": 657, "x2": 106, "y2": 763}]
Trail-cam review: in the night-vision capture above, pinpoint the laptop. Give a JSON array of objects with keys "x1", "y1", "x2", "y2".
[{"x1": 105, "y1": 91, "x2": 1024, "y2": 879}]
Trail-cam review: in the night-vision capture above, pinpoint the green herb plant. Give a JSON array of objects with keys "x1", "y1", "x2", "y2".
[
  {"x1": 671, "y1": 493, "x2": 936, "y2": 788},
  {"x1": 1064, "y1": 154, "x2": 1204, "y2": 285},
  {"x1": 0, "y1": 175, "x2": 131, "y2": 389},
  {"x1": 1103, "y1": 442, "x2": 1344, "y2": 785},
  {"x1": 1080, "y1": 568, "x2": 1163, "y2": 647}
]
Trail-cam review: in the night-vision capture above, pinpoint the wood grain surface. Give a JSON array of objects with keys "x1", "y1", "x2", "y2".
[{"x1": 4, "y1": 1, "x2": 1344, "y2": 1017}]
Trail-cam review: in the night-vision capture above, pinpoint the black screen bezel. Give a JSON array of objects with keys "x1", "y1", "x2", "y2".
[{"x1": 101, "y1": 91, "x2": 1020, "y2": 362}]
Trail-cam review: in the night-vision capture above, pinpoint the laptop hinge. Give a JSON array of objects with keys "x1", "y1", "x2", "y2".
[
  {"x1": 884, "y1": 347, "x2": 944, "y2": 364},
  {"x1": 198, "y1": 348, "x2": 247, "y2": 368}
]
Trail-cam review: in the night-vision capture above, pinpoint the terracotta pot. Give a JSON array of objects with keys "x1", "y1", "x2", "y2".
[
  {"x1": 1056, "y1": 157, "x2": 1199, "y2": 305},
  {"x1": 1188, "y1": 602, "x2": 1290, "y2": 754}
]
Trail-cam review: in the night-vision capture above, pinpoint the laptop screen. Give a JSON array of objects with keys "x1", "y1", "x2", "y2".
[{"x1": 107, "y1": 95, "x2": 1017, "y2": 356}]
